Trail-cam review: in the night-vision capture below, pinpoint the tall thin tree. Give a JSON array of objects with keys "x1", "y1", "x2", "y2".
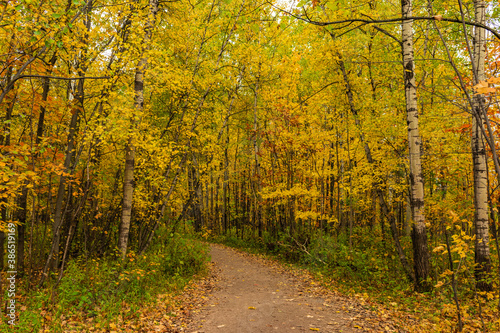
[
  {"x1": 471, "y1": 0, "x2": 492, "y2": 291},
  {"x1": 118, "y1": 0, "x2": 159, "y2": 259},
  {"x1": 401, "y1": 0, "x2": 430, "y2": 292}
]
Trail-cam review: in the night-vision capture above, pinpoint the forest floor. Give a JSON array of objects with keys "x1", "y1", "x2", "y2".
[
  {"x1": 182, "y1": 244, "x2": 402, "y2": 333},
  {"x1": 17, "y1": 239, "x2": 494, "y2": 332}
]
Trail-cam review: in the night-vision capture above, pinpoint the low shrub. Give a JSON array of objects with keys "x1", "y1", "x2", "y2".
[{"x1": 160, "y1": 233, "x2": 210, "y2": 278}]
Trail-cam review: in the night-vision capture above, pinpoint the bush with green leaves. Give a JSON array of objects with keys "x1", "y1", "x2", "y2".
[
  {"x1": 160, "y1": 233, "x2": 210, "y2": 277},
  {"x1": 1, "y1": 229, "x2": 210, "y2": 333}
]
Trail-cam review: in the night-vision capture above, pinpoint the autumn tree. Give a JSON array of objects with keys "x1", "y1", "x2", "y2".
[
  {"x1": 471, "y1": 0, "x2": 492, "y2": 292},
  {"x1": 118, "y1": 0, "x2": 160, "y2": 260},
  {"x1": 401, "y1": 0, "x2": 430, "y2": 292}
]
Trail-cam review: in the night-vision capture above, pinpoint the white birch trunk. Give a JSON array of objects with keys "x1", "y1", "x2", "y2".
[
  {"x1": 472, "y1": 0, "x2": 492, "y2": 291},
  {"x1": 401, "y1": 0, "x2": 430, "y2": 291},
  {"x1": 118, "y1": 0, "x2": 159, "y2": 259}
]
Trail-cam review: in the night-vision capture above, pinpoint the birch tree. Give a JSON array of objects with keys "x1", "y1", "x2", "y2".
[
  {"x1": 471, "y1": 0, "x2": 492, "y2": 291},
  {"x1": 118, "y1": 0, "x2": 159, "y2": 259},
  {"x1": 401, "y1": 0, "x2": 430, "y2": 292}
]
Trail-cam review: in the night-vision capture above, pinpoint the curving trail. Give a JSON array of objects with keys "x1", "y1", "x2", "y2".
[{"x1": 188, "y1": 244, "x2": 398, "y2": 333}]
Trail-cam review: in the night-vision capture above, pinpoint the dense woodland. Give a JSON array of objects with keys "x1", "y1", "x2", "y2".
[{"x1": 1, "y1": 0, "x2": 500, "y2": 331}]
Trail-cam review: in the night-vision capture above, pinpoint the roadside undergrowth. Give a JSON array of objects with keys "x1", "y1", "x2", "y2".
[{"x1": 1, "y1": 224, "x2": 210, "y2": 333}]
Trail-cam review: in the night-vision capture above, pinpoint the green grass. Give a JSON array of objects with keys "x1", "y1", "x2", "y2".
[{"x1": 1, "y1": 225, "x2": 210, "y2": 333}]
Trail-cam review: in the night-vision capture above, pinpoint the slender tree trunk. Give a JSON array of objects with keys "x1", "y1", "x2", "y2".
[
  {"x1": 432, "y1": 0, "x2": 496, "y2": 291},
  {"x1": 210, "y1": 174, "x2": 214, "y2": 225},
  {"x1": 215, "y1": 175, "x2": 220, "y2": 231},
  {"x1": 401, "y1": 0, "x2": 430, "y2": 292},
  {"x1": 41, "y1": 1, "x2": 94, "y2": 282},
  {"x1": 190, "y1": 155, "x2": 203, "y2": 232},
  {"x1": 36, "y1": 53, "x2": 58, "y2": 145},
  {"x1": 118, "y1": 0, "x2": 159, "y2": 259},
  {"x1": 223, "y1": 131, "x2": 229, "y2": 234},
  {"x1": 335, "y1": 128, "x2": 342, "y2": 234},
  {"x1": 472, "y1": 0, "x2": 492, "y2": 291},
  {"x1": 253, "y1": 71, "x2": 262, "y2": 238},
  {"x1": 118, "y1": 136, "x2": 135, "y2": 258},
  {"x1": 338, "y1": 58, "x2": 414, "y2": 281},
  {"x1": 46, "y1": 79, "x2": 82, "y2": 275},
  {"x1": 16, "y1": 187, "x2": 27, "y2": 276}
]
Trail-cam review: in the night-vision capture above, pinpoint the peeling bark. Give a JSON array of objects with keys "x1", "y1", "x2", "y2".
[
  {"x1": 401, "y1": 0, "x2": 430, "y2": 292},
  {"x1": 472, "y1": 0, "x2": 492, "y2": 292}
]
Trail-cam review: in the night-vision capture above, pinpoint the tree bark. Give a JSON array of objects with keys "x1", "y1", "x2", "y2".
[
  {"x1": 401, "y1": 0, "x2": 430, "y2": 292},
  {"x1": 16, "y1": 187, "x2": 27, "y2": 276},
  {"x1": 36, "y1": 53, "x2": 58, "y2": 146},
  {"x1": 472, "y1": 0, "x2": 492, "y2": 292},
  {"x1": 253, "y1": 69, "x2": 263, "y2": 238},
  {"x1": 118, "y1": 136, "x2": 135, "y2": 258},
  {"x1": 223, "y1": 131, "x2": 230, "y2": 234},
  {"x1": 44, "y1": 76, "x2": 83, "y2": 276},
  {"x1": 43, "y1": 87, "x2": 81, "y2": 277}
]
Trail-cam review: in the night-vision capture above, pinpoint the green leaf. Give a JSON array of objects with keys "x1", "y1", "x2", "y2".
[
  {"x1": 45, "y1": 39, "x2": 55, "y2": 47},
  {"x1": 326, "y1": 2, "x2": 336, "y2": 11}
]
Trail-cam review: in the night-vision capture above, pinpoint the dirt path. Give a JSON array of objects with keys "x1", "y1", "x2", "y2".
[{"x1": 188, "y1": 244, "x2": 400, "y2": 333}]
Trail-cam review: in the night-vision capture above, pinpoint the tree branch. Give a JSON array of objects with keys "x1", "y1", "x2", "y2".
[
  {"x1": 272, "y1": 4, "x2": 500, "y2": 41},
  {"x1": 18, "y1": 75, "x2": 111, "y2": 81}
]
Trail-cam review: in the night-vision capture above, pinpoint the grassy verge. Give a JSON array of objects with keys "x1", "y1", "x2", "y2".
[{"x1": 1, "y1": 225, "x2": 210, "y2": 332}]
